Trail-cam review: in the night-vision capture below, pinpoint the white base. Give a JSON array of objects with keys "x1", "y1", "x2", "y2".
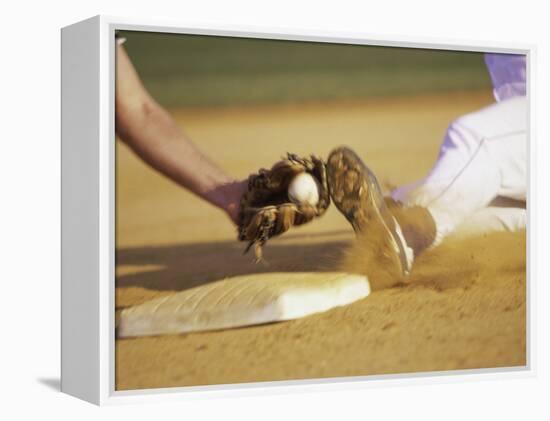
[{"x1": 118, "y1": 272, "x2": 370, "y2": 338}]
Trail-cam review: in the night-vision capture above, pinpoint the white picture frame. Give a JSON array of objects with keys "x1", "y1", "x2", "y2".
[{"x1": 61, "y1": 15, "x2": 535, "y2": 405}]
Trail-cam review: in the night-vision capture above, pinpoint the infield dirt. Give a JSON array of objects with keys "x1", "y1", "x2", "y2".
[{"x1": 115, "y1": 91, "x2": 526, "y2": 390}]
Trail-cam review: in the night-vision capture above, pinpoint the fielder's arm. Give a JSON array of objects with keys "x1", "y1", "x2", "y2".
[{"x1": 115, "y1": 44, "x2": 245, "y2": 223}]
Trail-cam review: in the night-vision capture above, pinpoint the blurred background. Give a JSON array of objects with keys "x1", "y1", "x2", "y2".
[{"x1": 118, "y1": 30, "x2": 491, "y2": 108}]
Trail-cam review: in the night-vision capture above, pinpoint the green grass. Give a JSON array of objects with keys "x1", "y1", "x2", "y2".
[{"x1": 119, "y1": 31, "x2": 492, "y2": 108}]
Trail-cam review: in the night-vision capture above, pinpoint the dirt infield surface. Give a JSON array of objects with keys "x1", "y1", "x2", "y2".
[{"x1": 115, "y1": 91, "x2": 526, "y2": 390}]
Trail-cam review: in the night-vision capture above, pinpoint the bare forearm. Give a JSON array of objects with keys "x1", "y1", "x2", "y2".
[
  {"x1": 115, "y1": 45, "x2": 245, "y2": 222},
  {"x1": 118, "y1": 101, "x2": 225, "y2": 197}
]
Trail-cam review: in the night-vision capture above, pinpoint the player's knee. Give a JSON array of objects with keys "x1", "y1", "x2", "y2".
[{"x1": 440, "y1": 119, "x2": 483, "y2": 157}]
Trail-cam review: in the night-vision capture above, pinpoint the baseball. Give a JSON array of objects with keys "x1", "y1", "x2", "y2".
[{"x1": 288, "y1": 172, "x2": 320, "y2": 206}]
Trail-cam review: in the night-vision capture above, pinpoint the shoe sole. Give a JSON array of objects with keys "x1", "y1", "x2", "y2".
[{"x1": 326, "y1": 146, "x2": 409, "y2": 276}]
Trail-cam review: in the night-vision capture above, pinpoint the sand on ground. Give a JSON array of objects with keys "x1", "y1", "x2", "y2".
[{"x1": 115, "y1": 91, "x2": 526, "y2": 390}]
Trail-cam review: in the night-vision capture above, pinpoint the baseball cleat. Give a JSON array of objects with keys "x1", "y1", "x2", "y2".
[{"x1": 326, "y1": 146, "x2": 411, "y2": 276}]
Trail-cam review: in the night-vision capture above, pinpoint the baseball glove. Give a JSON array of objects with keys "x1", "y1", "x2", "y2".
[{"x1": 238, "y1": 153, "x2": 331, "y2": 261}]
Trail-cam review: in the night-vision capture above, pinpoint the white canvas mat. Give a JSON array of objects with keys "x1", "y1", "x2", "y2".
[{"x1": 118, "y1": 272, "x2": 370, "y2": 338}]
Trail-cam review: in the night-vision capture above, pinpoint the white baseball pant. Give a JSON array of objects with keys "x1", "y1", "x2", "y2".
[{"x1": 391, "y1": 95, "x2": 527, "y2": 243}]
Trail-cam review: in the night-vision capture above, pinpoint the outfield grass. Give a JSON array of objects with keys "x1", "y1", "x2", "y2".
[{"x1": 119, "y1": 31, "x2": 492, "y2": 108}]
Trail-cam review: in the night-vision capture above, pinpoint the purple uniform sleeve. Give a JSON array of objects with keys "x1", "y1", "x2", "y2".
[{"x1": 484, "y1": 53, "x2": 526, "y2": 102}]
